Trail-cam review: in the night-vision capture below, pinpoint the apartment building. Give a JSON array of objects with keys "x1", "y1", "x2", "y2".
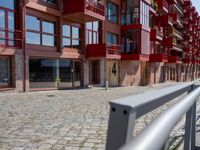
[{"x1": 0, "y1": 0, "x2": 199, "y2": 92}]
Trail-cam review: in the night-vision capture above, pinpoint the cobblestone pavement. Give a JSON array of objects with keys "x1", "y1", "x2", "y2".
[{"x1": 0, "y1": 82, "x2": 194, "y2": 150}]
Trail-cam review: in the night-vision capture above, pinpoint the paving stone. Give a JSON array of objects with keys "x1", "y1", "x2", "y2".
[{"x1": 0, "y1": 82, "x2": 194, "y2": 149}]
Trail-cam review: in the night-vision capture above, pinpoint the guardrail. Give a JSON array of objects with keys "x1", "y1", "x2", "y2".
[{"x1": 106, "y1": 82, "x2": 200, "y2": 150}]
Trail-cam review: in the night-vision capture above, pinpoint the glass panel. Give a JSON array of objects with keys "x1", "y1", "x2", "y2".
[
  {"x1": 63, "y1": 25, "x2": 70, "y2": 37},
  {"x1": 0, "y1": 10, "x2": 5, "y2": 45},
  {"x1": 72, "y1": 40, "x2": 80, "y2": 49},
  {"x1": 72, "y1": 26, "x2": 79, "y2": 39},
  {"x1": 106, "y1": 32, "x2": 112, "y2": 44},
  {"x1": 0, "y1": 0, "x2": 15, "y2": 10},
  {"x1": 74, "y1": 61, "x2": 81, "y2": 87},
  {"x1": 29, "y1": 59, "x2": 57, "y2": 88},
  {"x1": 0, "y1": 57, "x2": 10, "y2": 86},
  {"x1": 42, "y1": 34, "x2": 55, "y2": 46},
  {"x1": 63, "y1": 38, "x2": 70, "y2": 47},
  {"x1": 93, "y1": 21, "x2": 99, "y2": 31},
  {"x1": 86, "y1": 22, "x2": 92, "y2": 30},
  {"x1": 26, "y1": 32, "x2": 40, "y2": 45},
  {"x1": 26, "y1": 15, "x2": 40, "y2": 31},
  {"x1": 42, "y1": 21, "x2": 55, "y2": 34},
  {"x1": 8, "y1": 12, "x2": 15, "y2": 46},
  {"x1": 59, "y1": 59, "x2": 73, "y2": 88}
]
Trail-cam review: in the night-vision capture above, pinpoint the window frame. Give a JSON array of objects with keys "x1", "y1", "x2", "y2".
[
  {"x1": 106, "y1": 2, "x2": 119, "y2": 24},
  {"x1": 26, "y1": 14, "x2": 57, "y2": 46}
]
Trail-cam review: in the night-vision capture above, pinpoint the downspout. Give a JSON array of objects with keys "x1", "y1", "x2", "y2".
[{"x1": 23, "y1": 0, "x2": 26, "y2": 92}]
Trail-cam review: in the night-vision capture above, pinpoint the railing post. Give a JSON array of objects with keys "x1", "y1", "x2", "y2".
[
  {"x1": 106, "y1": 104, "x2": 136, "y2": 150},
  {"x1": 184, "y1": 84, "x2": 196, "y2": 150}
]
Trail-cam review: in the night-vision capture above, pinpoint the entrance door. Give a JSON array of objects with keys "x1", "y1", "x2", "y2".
[
  {"x1": 141, "y1": 62, "x2": 150, "y2": 86},
  {"x1": 90, "y1": 60, "x2": 100, "y2": 84},
  {"x1": 0, "y1": 56, "x2": 10, "y2": 88},
  {"x1": 74, "y1": 61, "x2": 81, "y2": 87}
]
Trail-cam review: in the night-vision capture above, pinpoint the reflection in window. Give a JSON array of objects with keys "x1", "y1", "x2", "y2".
[
  {"x1": 26, "y1": 15, "x2": 56, "y2": 46},
  {"x1": 0, "y1": 57, "x2": 10, "y2": 87},
  {"x1": 62, "y1": 24, "x2": 81, "y2": 49},
  {"x1": 107, "y1": 2, "x2": 118, "y2": 24},
  {"x1": 121, "y1": 29, "x2": 138, "y2": 54},
  {"x1": 41, "y1": 0, "x2": 56, "y2": 4},
  {"x1": 106, "y1": 32, "x2": 118, "y2": 44},
  {"x1": 0, "y1": 0, "x2": 15, "y2": 10},
  {"x1": 86, "y1": 22, "x2": 100, "y2": 44},
  {"x1": 0, "y1": 10, "x2": 5, "y2": 45}
]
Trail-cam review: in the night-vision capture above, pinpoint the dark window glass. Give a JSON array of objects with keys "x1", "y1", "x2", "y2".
[
  {"x1": 0, "y1": 57, "x2": 10, "y2": 86},
  {"x1": 0, "y1": 0, "x2": 15, "y2": 10},
  {"x1": 59, "y1": 59, "x2": 73, "y2": 83},
  {"x1": 106, "y1": 32, "x2": 118, "y2": 44},
  {"x1": 106, "y1": 2, "x2": 118, "y2": 24},
  {"x1": 41, "y1": 0, "x2": 56, "y2": 4}
]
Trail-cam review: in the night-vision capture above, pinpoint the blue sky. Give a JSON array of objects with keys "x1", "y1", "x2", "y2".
[{"x1": 192, "y1": 0, "x2": 200, "y2": 14}]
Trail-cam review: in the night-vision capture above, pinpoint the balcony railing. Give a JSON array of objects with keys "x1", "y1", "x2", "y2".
[
  {"x1": 173, "y1": 28, "x2": 183, "y2": 38},
  {"x1": 163, "y1": 0, "x2": 169, "y2": 10},
  {"x1": 0, "y1": 28, "x2": 23, "y2": 48},
  {"x1": 85, "y1": 0, "x2": 105, "y2": 16},
  {"x1": 106, "y1": 44, "x2": 121, "y2": 55}
]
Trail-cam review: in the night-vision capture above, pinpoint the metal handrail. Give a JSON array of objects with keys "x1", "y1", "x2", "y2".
[
  {"x1": 121, "y1": 85, "x2": 200, "y2": 150},
  {"x1": 106, "y1": 82, "x2": 198, "y2": 150}
]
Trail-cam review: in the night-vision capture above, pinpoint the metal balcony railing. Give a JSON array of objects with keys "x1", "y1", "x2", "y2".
[
  {"x1": 163, "y1": 0, "x2": 169, "y2": 10},
  {"x1": 106, "y1": 44, "x2": 121, "y2": 55},
  {"x1": 173, "y1": 28, "x2": 183, "y2": 38},
  {"x1": 0, "y1": 28, "x2": 23, "y2": 48},
  {"x1": 106, "y1": 82, "x2": 200, "y2": 150},
  {"x1": 85, "y1": 0, "x2": 105, "y2": 16}
]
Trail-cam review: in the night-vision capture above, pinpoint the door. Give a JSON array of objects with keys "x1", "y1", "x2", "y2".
[
  {"x1": 74, "y1": 61, "x2": 81, "y2": 87},
  {"x1": 90, "y1": 60, "x2": 100, "y2": 84},
  {"x1": 107, "y1": 60, "x2": 119, "y2": 86},
  {"x1": 141, "y1": 62, "x2": 150, "y2": 86}
]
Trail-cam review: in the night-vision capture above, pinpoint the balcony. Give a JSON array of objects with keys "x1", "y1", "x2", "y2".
[
  {"x1": 184, "y1": 23, "x2": 193, "y2": 33},
  {"x1": 63, "y1": 0, "x2": 105, "y2": 23},
  {"x1": 183, "y1": 46, "x2": 191, "y2": 52},
  {"x1": 171, "y1": 28, "x2": 183, "y2": 39},
  {"x1": 168, "y1": 56, "x2": 182, "y2": 63},
  {"x1": 162, "y1": 37, "x2": 175, "y2": 47},
  {"x1": 87, "y1": 43, "x2": 121, "y2": 59},
  {"x1": 150, "y1": 28, "x2": 163, "y2": 41},
  {"x1": 170, "y1": 13, "x2": 183, "y2": 27},
  {"x1": 184, "y1": 11, "x2": 193, "y2": 21},
  {"x1": 0, "y1": 28, "x2": 23, "y2": 49},
  {"x1": 183, "y1": 57, "x2": 191, "y2": 64},
  {"x1": 149, "y1": 53, "x2": 168, "y2": 62},
  {"x1": 159, "y1": 15, "x2": 173, "y2": 26},
  {"x1": 154, "y1": 0, "x2": 169, "y2": 13},
  {"x1": 121, "y1": 53, "x2": 149, "y2": 61}
]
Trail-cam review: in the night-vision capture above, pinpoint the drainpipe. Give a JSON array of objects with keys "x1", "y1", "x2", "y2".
[{"x1": 23, "y1": 0, "x2": 26, "y2": 92}]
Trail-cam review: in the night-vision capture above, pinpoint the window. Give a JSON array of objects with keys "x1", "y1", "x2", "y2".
[
  {"x1": 106, "y1": 32, "x2": 118, "y2": 44},
  {"x1": 40, "y1": 0, "x2": 56, "y2": 4},
  {"x1": 86, "y1": 21, "x2": 100, "y2": 44},
  {"x1": 62, "y1": 25, "x2": 81, "y2": 49},
  {"x1": 0, "y1": 57, "x2": 11, "y2": 87},
  {"x1": 140, "y1": 1, "x2": 149, "y2": 27},
  {"x1": 0, "y1": 0, "x2": 15, "y2": 10},
  {"x1": 0, "y1": 0, "x2": 15, "y2": 47},
  {"x1": 106, "y1": 2, "x2": 118, "y2": 24},
  {"x1": 121, "y1": 0, "x2": 139, "y2": 25},
  {"x1": 121, "y1": 29, "x2": 138, "y2": 54},
  {"x1": 26, "y1": 15, "x2": 56, "y2": 46}
]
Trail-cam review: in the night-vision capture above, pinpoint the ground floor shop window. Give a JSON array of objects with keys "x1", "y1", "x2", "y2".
[
  {"x1": 29, "y1": 59, "x2": 81, "y2": 89},
  {"x1": 0, "y1": 57, "x2": 11, "y2": 87}
]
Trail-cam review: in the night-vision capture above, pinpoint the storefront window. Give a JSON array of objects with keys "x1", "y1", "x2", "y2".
[
  {"x1": 29, "y1": 59, "x2": 81, "y2": 88},
  {"x1": 0, "y1": 57, "x2": 10, "y2": 87}
]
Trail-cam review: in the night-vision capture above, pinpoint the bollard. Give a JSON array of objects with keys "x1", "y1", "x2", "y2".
[{"x1": 105, "y1": 80, "x2": 108, "y2": 90}]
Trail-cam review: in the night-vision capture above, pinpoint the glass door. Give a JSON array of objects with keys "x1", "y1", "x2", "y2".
[{"x1": 73, "y1": 61, "x2": 81, "y2": 87}]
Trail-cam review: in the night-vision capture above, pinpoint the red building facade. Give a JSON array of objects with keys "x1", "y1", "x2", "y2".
[{"x1": 0, "y1": 0, "x2": 199, "y2": 92}]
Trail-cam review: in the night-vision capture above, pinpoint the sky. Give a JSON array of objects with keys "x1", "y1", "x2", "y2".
[{"x1": 191, "y1": 0, "x2": 200, "y2": 14}]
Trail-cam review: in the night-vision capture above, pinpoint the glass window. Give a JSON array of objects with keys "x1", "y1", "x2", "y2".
[
  {"x1": 0, "y1": 10, "x2": 5, "y2": 45},
  {"x1": 26, "y1": 15, "x2": 40, "y2": 31},
  {"x1": 0, "y1": 0, "x2": 15, "y2": 10},
  {"x1": 42, "y1": 21, "x2": 55, "y2": 34},
  {"x1": 42, "y1": 34, "x2": 55, "y2": 46},
  {"x1": 0, "y1": 57, "x2": 10, "y2": 87},
  {"x1": 106, "y1": 2, "x2": 118, "y2": 24},
  {"x1": 62, "y1": 24, "x2": 81, "y2": 49},
  {"x1": 63, "y1": 25, "x2": 70, "y2": 37},
  {"x1": 106, "y1": 32, "x2": 118, "y2": 44},
  {"x1": 8, "y1": 12, "x2": 15, "y2": 46},
  {"x1": 86, "y1": 22, "x2": 100, "y2": 44},
  {"x1": 26, "y1": 32, "x2": 40, "y2": 45}
]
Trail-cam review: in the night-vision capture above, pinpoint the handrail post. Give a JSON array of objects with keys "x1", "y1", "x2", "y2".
[
  {"x1": 184, "y1": 84, "x2": 196, "y2": 150},
  {"x1": 106, "y1": 104, "x2": 136, "y2": 150}
]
